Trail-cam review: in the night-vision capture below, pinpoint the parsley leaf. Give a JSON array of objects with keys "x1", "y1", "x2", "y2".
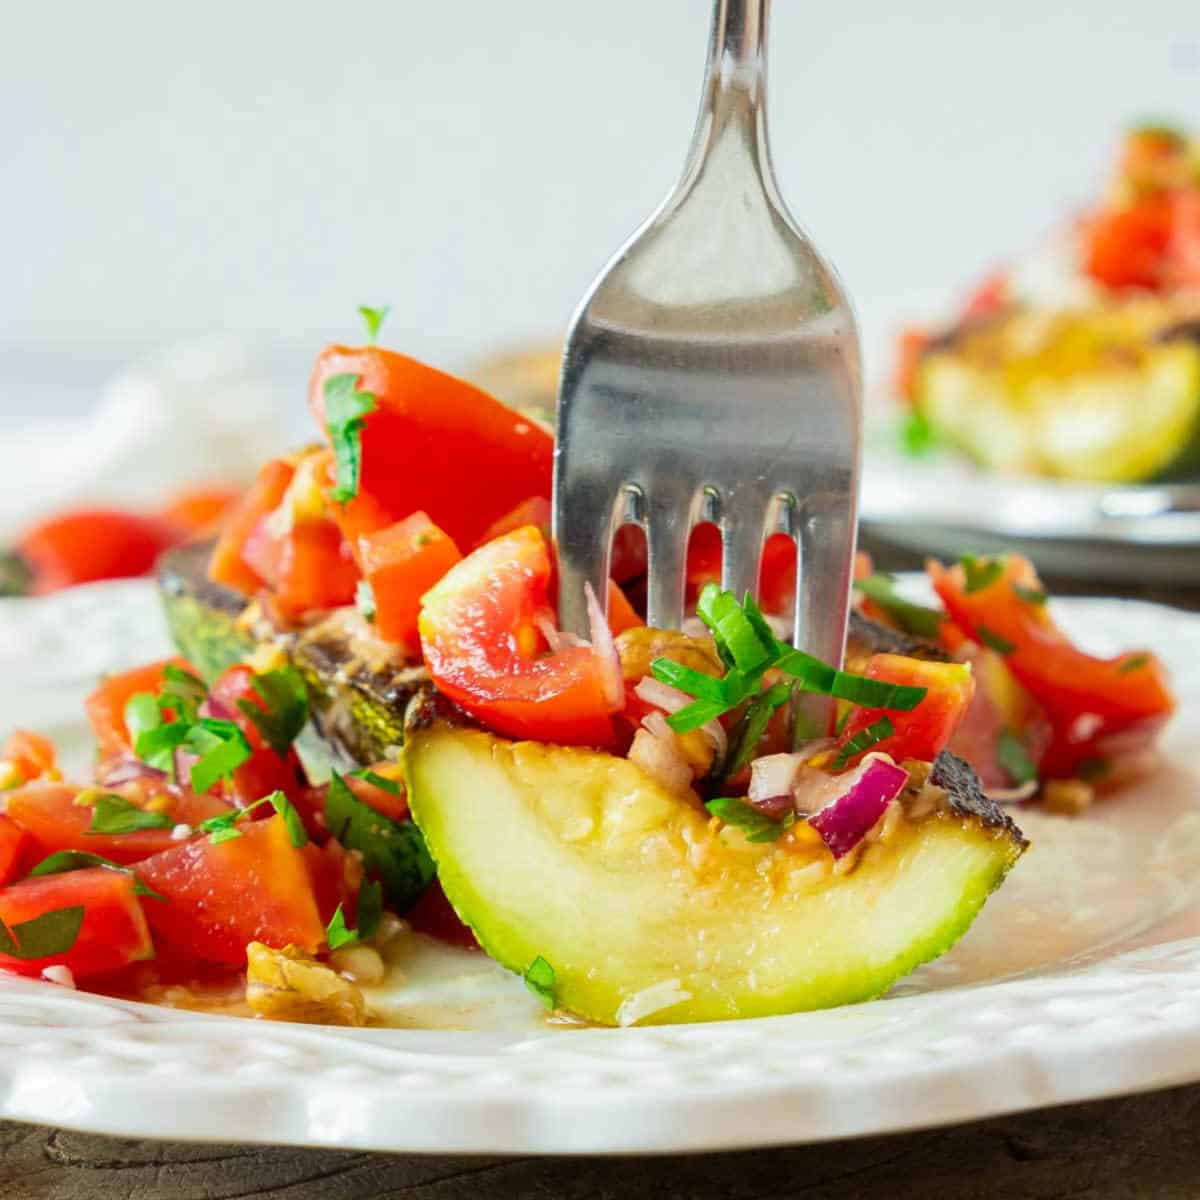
[
  {"x1": 325, "y1": 903, "x2": 357, "y2": 950},
  {"x1": 352, "y1": 769, "x2": 403, "y2": 796},
  {"x1": 855, "y1": 575, "x2": 945, "y2": 639},
  {"x1": 238, "y1": 666, "x2": 309, "y2": 757},
  {"x1": 28, "y1": 850, "x2": 165, "y2": 899},
  {"x1": 898, "y1": 411, "x2": 940, "y2": 457},
  {"x1": 160, "y1": 664, "x2": 207, "y2": 723},
  {"x1": 997, "y1": 729, "x2": 1038, "y2": 787},
  {"x1": 976, "y1": 625, "x2": 1016, "y2": 656},
  {"x1": 195, "y1": 789, "x2": 306, "y2": 848},
  {"x1": 86, "y1": 793, "x2": 173, "y2": 836},
  {"x1": 1012, "y1": 583, "x2": 1048, "y2": 606},
  {"x1": 325, "y1": 880, "x2": 384, "y2": 950},
  {"x1": 358, "y1": 305, "x2": 390, "y2": 344},
  {"x1": 832, "y1": 716, "x2": 895, "y2": 770},
  {"x1": 0, "y1": 906, "x2": 84, "y2": 960},
  {"x1": 324, "y1": 373, "x2": 377, "y2": 503},
  {"x1": 523, "y1": 955, "x2": 556, "y2": 1010},
  {"x1": 185, "y1": 719, "x2": 252, "y2": 795},
  {"x1": 1117, "y1": 653, "x2": 1151, "y2": 674},
  {"x1": 722, "y1": 683, "x2": 792, "y2": 781},
  {"x1": 960, "y1": 554, "x2": 1005, "y2": 594},
  {"x1": 706, "y1": 796, "x2": 795, "y2": 843}
]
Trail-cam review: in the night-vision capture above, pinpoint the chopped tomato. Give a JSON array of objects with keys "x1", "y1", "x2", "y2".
[
  {"x1": 0, "y1": 868, "x2": 153, "y2": 979},
  {"x1": 929, "y1": 555, "x2": 1175, "y2": 776},
  {"x1": 606, "y1": 581, "x2": 642, "y2": 636},
  {"x1": 835, "y1": 655, "x2": 975, "y2": 768},
  {"x1": 358, "y1": 512, "x2": 462, "y2": 649},
  {"x1": 406, "y1": 879, "x2": 478, "y2": 950},
  {"x1": 310, "y1": 345, "x2": 554, "y2": 550},
  {"x1": 0, "y1": 729, "x2": 59, "y2": 787},
  {"x1": 0, "y1": 816, "x2": 28, "y2": 887},
  {"x1": 342, "y1": 768, "x2": 410, "y2": 824},
  {"x1": 686, "y1": 525, "x2": 797, "y2": 615},
  {"x1": 208, "y1": 458, "x2": 295, "y2": 595},
  {"x1": 85, "y1": 657, "x2": 195, "y2": 759},
  {"x1": 893, "y1": 327, "x2": 931, "y2": 402},
  {"x1": 274, "y1": 520, "x2": 360, "y2": 620},
  {"x1": 1083, "y1": 193, "x2": 1174, "y2": 291},
  {"x1": 477, "y1": 496, "x2": 551, "y2": 546},
  {"x1": 137, "y1": 815, "x2": 324, "y2": 965},
  {"x1": 16, "y1": 509, "x2": 180, "y2": 595},
  {"x1": 162, "y1": 485, "x2": 242, "y2": 540},
  {"x1": 961, "y1": 269, "x2": 1010, "y2": 322},
  {"x1": 419, "y1": 526, "x2": 621, "y2": 745},
  {"x1": 205, "y1": 666, "x2": 308, "y2": 807},
  {"x1": 6, "y1": 783, "x2": 230, "y2": 865},
  {"x1": 302, "y1": 837, "x2": 364, "y2": 926}
]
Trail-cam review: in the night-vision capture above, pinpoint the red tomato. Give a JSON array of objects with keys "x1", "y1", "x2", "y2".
[
  {"x1": 0, "y1": 816, "x2": 28, "y2": 886},
  {"x1": 0, "y1": 729, "x2": 59, "y2": 787},
  {"x1": 161, "y1": 485, "x2": 242, "y2": 540},
  {"x1": 342, "y1": 769, "x2": 410, "y2": 824},
  {"x1": 16, "y1": 509, "x2": 180, "y2": 595},
  {"x1": 1082, "y1": 194, "x2": 1174, "y2": 291},
  {"x1": 0, "y1": 868, "x2": 153, "y2": 979},
  {"x1": 205, "y1": 666, "x2": 308, "y2": 807},
  {"x1": 606, "y1": 581, "x2": 643, "y2": 636},
  {"x1": 84, "y1": 657, "x2": 195, "y2": 759},
  {"x1": 961, "y1": 269, "x2": 1010, "y2": 322},
  {"x1": 406, "y1": 879, "x2": 478, "y2": 950},
  {"x1": 309, "y1": 345, "x2": 554, "y2": 550},
  {"x1": 929, "y1": 556, "x2": 1175, "y2": 776},
  {"x1": 892, "y1": 327, "x2": 932, "y2": 402},
  {"x1": 302, "y1": 837, "x2": 364, "y2": 926},
  {"x1": 208, "y1": 458, "x2": 295, "y2": 595},
  {"x1": 274, "y1": 520, "x2": 361, "y2": 620},
  {"x1": 137, "y1": 816, "x2": 325, "y2": 965},
  {"x1": 835, "y1": 654, "x2": 975, "y2": 769},
  {"x1": 686, "y1": 525, "x2": 797, "y2": 615},
  {"x1": 419, "y1": 526, "x2": 621, "y2": 745},
  {"x1": 477, "y1": 496, "x2": 551, "y2": 546},
  {"x1": 358, "y1": 512, "x2": 462, "y2": 649},
  {"x1": 6, "y1": 783, "x2": 230, "y2": 865}
]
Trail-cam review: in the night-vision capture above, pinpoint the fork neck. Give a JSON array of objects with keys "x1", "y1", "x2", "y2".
[{"x1": 683, "y1": 0, "x2": 772, "y2": 179}]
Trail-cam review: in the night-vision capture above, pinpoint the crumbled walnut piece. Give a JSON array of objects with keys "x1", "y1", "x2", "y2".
[
  {"x1": 615, "y1": 628, "x2": 722, "y2": 684},
  {"x1": 1042, "y1": 778, "x2": 1094, "y2": 816},
  {"x1": 246, "y1": 942, "x2": 368, "y2": 1026}
]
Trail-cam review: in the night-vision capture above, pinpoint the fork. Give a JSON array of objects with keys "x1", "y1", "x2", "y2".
[{"x1": 553, "y1": 0, "x2": 862, "y2": 728}]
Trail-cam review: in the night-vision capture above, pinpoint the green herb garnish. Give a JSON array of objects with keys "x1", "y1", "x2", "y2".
[
  {"x1": 1117, "y1": 654, "x2": 1151, "y2": 674},
  {"x1": 722, "y1": 684, "x2": 792, "y2": 781},
  {"x1": 237, "y1": 666, "x2": 309, "y2": 757},
  {"x1": 1012, "y1": 584, "x2": 1048, "y2": 606},
  {"x1": 325, "y1": 879, "x2": 384, "y2": 950},
  {"x1": 832, "y1": 717, "x2": 896, "y2": 771},
  {"x1": 86, "y1": 793, "x2": 173, "y2": 836},
  {"x1": 160, "y1": 664, "x2": 207, "y2": 723},
  {"x1": 352, "y1": 769, "x2": 403, "y2": 796},
  {"x1": 960, "y1": 554, "x2": 1005, "y2": 594},
  {"x1": 523, "y1": 955, "x2": 557, "y2": 1010},
  {"x1": 185, "y1": 719, "x2": 253, "y2": 795},
  {"x1": 196, "y1": 789, "x2": 306, "y2": 848},
  {"x1": 997, "y1": 729, "x2": 1038, "y2": 787},
  {"x1": 898, "y1": 411, "x2": 939, "y2": 457},
  {"x1": 324, "y1": 373, "x2": 377, "y2": 503},
  {"x1": 358, "y1": 305, "x2": 390, "y2": 344},
  {"x1": 854, "y1": 574, "x2": 945, "y2": 639},
  {"x1": 976, "y1": 626, "x2": 1016, "y2": 655},
  {"x1": 0, "y1": 906, "x2": 84, "y2": 960},
  {"x1": 705, "y1": 796, "x2": 795, "y2": 844},
  {"x1": 28, "y1": 851, "x2": 165, "y2": 899},
  {"x1": 356, "y1": 579, "x2": 377, "y2": 622}
]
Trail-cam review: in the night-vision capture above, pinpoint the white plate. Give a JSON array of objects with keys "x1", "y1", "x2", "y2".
[
  {"x1": 1, "y1": 580, "x2": 1200, "y2": 1154},
  {"x1": 862, "y1": 438, "x2": 1200, "y2": 582}
]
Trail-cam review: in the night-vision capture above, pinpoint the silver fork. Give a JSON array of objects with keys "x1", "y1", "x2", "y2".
[{"x1": 553, "y1": 0, "x2": 861, "y2": 729}]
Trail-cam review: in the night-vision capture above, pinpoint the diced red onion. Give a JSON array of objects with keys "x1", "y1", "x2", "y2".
[
  {"x1": 585, "y1": 582, "x2": 624, "y2": 709},
  {"x1": 634, "y1": 676, "x2": 727, "y2": 758},
  {"x1": 200, "y1": 697, "x2": 237, "y2": 723},
  {"x1": 535, "y1": 612, "x2": 587, "y2": 652},
  {"x1": 807, "y1": 755, "x2": 909, "y2": 859},
  {"x1": 95, "y1": 757, "x2": 168, "y2": 787},
  {"x1": 173, "y1": 748, "x2": 200, "y2": 787},
  {"x1": 750, "y1": 794, "x2": 794, "y2": 820},
  {"x1": 749, "y1": 753, "x2": 807, "y2": 804}
]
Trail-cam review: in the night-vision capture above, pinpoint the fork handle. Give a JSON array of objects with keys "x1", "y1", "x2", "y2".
[{"x1": 690, "y1": 0, "x2": 769, "y2": 142}]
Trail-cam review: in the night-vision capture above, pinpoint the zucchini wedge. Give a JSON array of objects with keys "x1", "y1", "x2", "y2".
[
  {"x1": 914, "y1": 302, "x2": 1200, "y2": 482},
  {"x1": 404, "y1": 701, "x2": 1027, "y2": 1026}
]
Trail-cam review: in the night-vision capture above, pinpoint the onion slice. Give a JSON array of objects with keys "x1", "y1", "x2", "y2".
[
  {"x1": 585, "y1": 582, "x2": 624, "y2": 710},
  {"x1": 748, "y1": 753, "x2": 806, "y2": 804},
  {"x1": 806, "y1": 755, "x2": 909, "y2": 859},
  {"x1": 634, "y1": 676, "x2": 727, "y2": 759}
]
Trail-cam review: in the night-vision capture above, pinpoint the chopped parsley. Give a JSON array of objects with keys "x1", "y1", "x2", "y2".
[
  {"x1": 832, "y1": 716, "x2": 895, "y2": 771},
  {"x1": 706, "y1": 796, "x2": 795, "y2": 843},
  {"x1": 237, "y1": 666, "x2": 309, "y2": 757},
  {"x1": 352, "y1": 769, "x2": 403, "y2": 796},
  {"x1": 997, "y1": 729, "x2": 1038, "y2": 787},
  {"x1": 196, "y1": 790, "x2": 307, "y2": 848},
  {"x1": 898, "y1": 411, "x2": 939, "y2": 457},
  {"x1": 960, "y1": 554, "x2": 1005, "y2": 594},
  {"x1": 85, "y1": 793, "x2": 173, "y2": 836},
  {"x1": 1117, "y1": 654, "x2": 1151, "y2": 674},
  {"x1": 28, "y1": 850, "x2": 165, "y2": 899},
  {"x1": 0, "y1": 906, "x2": 84, "y2": 960},
  {"x1": 357, "y1": 305, "x2": 390, "y2": 344},
  {"x1": 523, "y1": 955, "x2": 557, "y2": 1010},
  {"x1": 325, "y1": 880, "x2": 384, "y2": 950},
  {"x1": 1012, "y1": 583, "x2": 1048, "y2": 606},
  {"x1": 855, "y1": 574, "x2": 945, "y2": 639},
  {"x1": 721, "y1": 683, "x2": 791, "y2": 782},
  {"x1": 324, "y1": 373, "x2": 377, "y2": 503},
  {"x1": 976, "y1": 626, "x2": 1016, "y2": 656},
  {"x1": 185, "y1": 719, "x2": 253, "y2": 795}
]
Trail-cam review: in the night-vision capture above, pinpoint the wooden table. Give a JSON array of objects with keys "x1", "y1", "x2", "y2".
[{"x1": 5, "y1": 538, "x2": 1196, "y2": 1198}]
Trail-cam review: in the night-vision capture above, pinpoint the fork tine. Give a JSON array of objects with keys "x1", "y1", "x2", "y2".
[
  {"x1": 555, "y1": 482, "x2": 616, "y2": 639},
  {"x1": 645, "y1": 485, "x2": 697, "y2": 631},
  {"x1": 720, "y1": 497, "x2": 767, "y2": 606}
]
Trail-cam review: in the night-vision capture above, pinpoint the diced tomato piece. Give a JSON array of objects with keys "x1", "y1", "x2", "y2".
[
  {"x1": 0, "y1": 868, "x2": 153, "y2": 979},
  {"x1": 6, "y1": 783, "x2": 230, "y2": 865},
  {"x1": 208, "y1": 458, "x2": 295, "y2": 595},
  {"x1": 929, "y1": 555, "x2": 1175, "y2": 776},
  {"x1": 162, "y1": 485, "x2": 242, "y2": 540},
  {"x1": 357, "y1": 512, "x2": 462, "y2": 649},
  {"x1": 406, "y1": 879, "x2": 478, "y2": 950},
  {"x1": 342, "y1": 768, "x2": 410, "y2": 824},
  {"x1": 1168, "y1": 189, "x2": 1200, "y2": 290},
  {"x1": 273, "y1": 520, "x2": 360, "y2": 620},
  {"x1": 686, "y1": 525, "x2": 796, "y2": 615},
  {"x1": 835, "y1": 654, "x2": 975, "y2": 768},
  {"x1": 302, "y1": 837, "x2": 364, "y2": 926},
  {"x1": 606, "y1": 581, "x2": 643, "y2": 636},
  {"x1": 892, "y1": 327, "x2": 932, "y2": 402},
  {"x1": 137, "y1": 816, "x2": 324, "y2": 965},
  {"x1": 419, "y1": 526, "x2": 621, "y2": 745},
  {"x1": 961, "y1": 269, "x2": 1010, "y2": 322},
  {"x1": 0, "y1": 816, "x2": 28, "y2": 886},
  {"x1": 15, "y1": 509, "x2": 180, "y2": 595},
  {"x1": 205, "y1": 666, "x2": 309, "y2": 808},
  {"x1": 0, "y1": 730, "x2": 59, "y2": 787},
  {"x1": 477, "y1": 496, "x2": 551, "y2": 546},
  {"x1": 85, "y1": 657, "x2": 196, "y2": 759},
  {"x1": 310, "y1": 345, "x2": 554, "y2": 550},
  {"x1": 1082, "y1": 193, "x2": 1174, "y2": 291}
]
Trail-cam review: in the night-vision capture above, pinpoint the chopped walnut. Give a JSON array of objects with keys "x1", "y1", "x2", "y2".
[
  {"x1": 245, "y1": 942, "x2": 369, "y2": 1027},
  {"x1": 1042, "y1": 778, "x2": 1094, "y2": 816},
  {"x1": 616, "y1": 627, "x2": 722, "y2": 684}
]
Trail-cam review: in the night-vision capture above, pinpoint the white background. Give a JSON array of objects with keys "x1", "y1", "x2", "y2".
[{"x1": 1, "y1": 0, "x2": 1197, "y2": 407}]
